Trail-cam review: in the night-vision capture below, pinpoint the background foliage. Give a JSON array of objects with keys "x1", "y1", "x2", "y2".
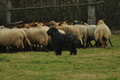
[{"x1": 0, "y1": 0, "x2": 120, "y2": 29}]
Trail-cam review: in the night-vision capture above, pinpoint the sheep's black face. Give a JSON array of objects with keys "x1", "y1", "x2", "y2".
[
  {"x1": 47, "y1": 27, "x2": 59, "y2": 36},
  {"x1": 72, "y1": 20, "x2": 82, "y2": 25}
]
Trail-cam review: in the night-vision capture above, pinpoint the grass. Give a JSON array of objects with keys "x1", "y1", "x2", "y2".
[{"x1": 0, "y1": 35, "x2": 120, "y2": 80}]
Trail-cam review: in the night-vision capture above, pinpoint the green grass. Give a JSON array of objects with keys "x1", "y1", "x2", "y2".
[{"x1": 0, "y1": 35, "x2": 120, "y2": 80}]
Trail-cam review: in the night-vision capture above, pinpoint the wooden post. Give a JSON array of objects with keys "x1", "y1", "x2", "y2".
[
  {"x1": 7, "y1": 0, "x2": 11, "y2": 24},
  {"x1": 87, "y1": 0, "x2": 96, "y2": 24}
]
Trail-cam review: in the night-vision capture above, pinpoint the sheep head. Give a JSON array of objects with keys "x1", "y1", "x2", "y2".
[
  {"x1": 49, "y1": 21, "x2": 59, "y2": 28},
  {"x1": 97, "y1": 20, "x2": 105, "y2": 26},
  {"x1": 29, "y1": 22, "x2": 38, "y2": 27}
]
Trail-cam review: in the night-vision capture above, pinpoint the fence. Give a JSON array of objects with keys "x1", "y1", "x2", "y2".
[{"x1": 0, "y1": 0, "x2": 119, "y2": 30}]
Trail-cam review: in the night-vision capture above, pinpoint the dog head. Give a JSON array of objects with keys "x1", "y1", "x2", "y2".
[
  {"x1": 47, "y1": 27, "x2": 59, "y2": 36},
  {"x1": 74, "y1": 39, "x2": 83, "y2": 48}
]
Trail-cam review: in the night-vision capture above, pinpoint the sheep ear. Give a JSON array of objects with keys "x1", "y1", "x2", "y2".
[
  {"x1": 96, "y1": 20, "x2": 99, "y2": 23},
  {"x1": 80, "y1": 22, "x2": 83, "y2": 24},
  {"x1": 35, "y1": 22, "x2": 38, "y2": 25},
  {"x1": 102, "y1": 19, "x2": 105, "y2": 21}
]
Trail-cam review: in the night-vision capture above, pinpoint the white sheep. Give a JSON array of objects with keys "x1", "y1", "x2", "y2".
[
  {"x1": 94, "y1": 20, "x2": 113, "y2": 48},
  {"x1": 0, "y1": 29, "x2": 24, "y2": 52},
  {"x1": 49, "y1": 21, "x2": 59, "y2": 28},
  {"x1": 82, "y1": 22, "x2": 97, "y2": 47},
  {"x1": 0, "y1": 26, "x2": 6, "y2": 29},
  {"x1": 22, "y1": 27, "x2": 49, "y2": 51},
  {"x1": 12, "y1": 28, "x2": 32, "y2": 51},
  {"x1": 73, "y1": 24, "x2": 87, "y2": 47}
]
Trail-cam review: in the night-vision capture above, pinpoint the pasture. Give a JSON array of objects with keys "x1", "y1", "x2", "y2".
[{"x1": 0, "y1": 34, "x2": 120, "y2": 80}]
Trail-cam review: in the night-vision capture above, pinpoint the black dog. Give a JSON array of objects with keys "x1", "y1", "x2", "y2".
[{"x1": 47, "y1": 27, "x2": 82, "y2": 55}]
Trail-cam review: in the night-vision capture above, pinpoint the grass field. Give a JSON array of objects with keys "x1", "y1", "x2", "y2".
[{"x1": 0, "y1": 35, "x2": 120, "y2": 80}]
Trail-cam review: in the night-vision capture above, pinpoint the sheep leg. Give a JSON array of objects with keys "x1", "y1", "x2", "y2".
[
  {"x1": 34, "y1": 44, "x2": 38, "y2": 51},
  {"x1": 89, "y1": 41, "x2": 94, "y2": 47},
  {"x1": 100, "y1": 38, "x2": 106, "y2": 48},
  {"x1": 0, "y1": 46, "x2": 7, "y2": 53},
  {"x1": 85, "y1": 40, "x2": 89, "y2": 48},
  {"x1": 80, "y1": 39, "x2": 83, "y2": 46},
  {"x1": 30, "y1": 44, "x2": 34, "y2": 51},
  {"x1": 94, "y1": 41, "x2": 97, "y2": 47},
  {"x1": 109, "y1": 39, "x2": 113, "y2": 47},
  {"x1": 95, "y1": 41, "x2": 101, "y2": 47},
  {"x1": 105, "y1": 42, "x2": 107, "y2": 46},
  {"x1": 33, "y1": 44, "x2": 41, "y2": 51},
  {"x1": 10, "y1": 46, "x2": 16, "y2": 52},
  {"x1": 86, "y1": 40, "x2": 93, "y2": 48},
  {"x1": 82, "y1": 39, "x2": 85, "y2": 48},
  {"x1": 37, "y1": 44, "x2": 41, "y2": 51},
  {"x1": 43, "y1": 45, "x2": 48, "y2": 52}
]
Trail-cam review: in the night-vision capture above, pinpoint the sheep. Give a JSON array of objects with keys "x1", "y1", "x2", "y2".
[
  {"x1": 22, "y1": 27, "x2": 49, "y2": 51},
  {"x1": 71, "y1": 20, "x2": 82, "y2": 25},
  {"x1": 49, "y1": 21, "x2": 59, "y2": 28},
  {"x1": 11, "y1": 28, "x2": 32, "y2": 51},
  {"x1": 82, "y1": 22, "x2": 97, "y2": 47},
  {"x1": 0, "y1": 26, "x2": 6, "y2": 29},
  {"x1": 94, "y1": 20, "x2": 113, "y2": 48},
  {"x1": 29, "y1": 22, "x2": 38, "y2": 27},
  {"x1": 72, "y1": 24, "x2": 87, "y2": 48},
  {"x1": 0, "y1": 29, "x2": 24, "y2": 52}
]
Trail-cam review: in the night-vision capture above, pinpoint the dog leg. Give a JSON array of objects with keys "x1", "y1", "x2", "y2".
[
  {"x1": 73, "y1": 48, "x2": 77, "y2": 55},
  {"x1": 55, "y1": 48, "x2": 62, "y2": 55}
]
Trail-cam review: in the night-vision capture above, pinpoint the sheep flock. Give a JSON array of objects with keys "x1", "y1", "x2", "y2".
[{"x1": 0, "y1": 20, "x2": 113, "y2": 55}]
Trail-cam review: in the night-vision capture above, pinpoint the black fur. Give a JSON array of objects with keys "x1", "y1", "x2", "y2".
[{"x1": 47, "y1": 27, "x2": 82, "y2": 55}]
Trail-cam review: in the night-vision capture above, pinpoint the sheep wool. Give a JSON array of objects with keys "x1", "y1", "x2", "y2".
[
  {"x1": 0, "y1": 29, "x2": 24, "y2": 52},
  {"x1": 84, "y1": 24, "x2": 97, "y2": 47},
  {"x1": 94, "y1": 20, "x2": 113, "y2": 47},
  {"x1": 73, "y1": 24, "x2": 87, "y2": 47},
  {"x1": 57, "y1": 24, "x2": 83, "y2": 46}
]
